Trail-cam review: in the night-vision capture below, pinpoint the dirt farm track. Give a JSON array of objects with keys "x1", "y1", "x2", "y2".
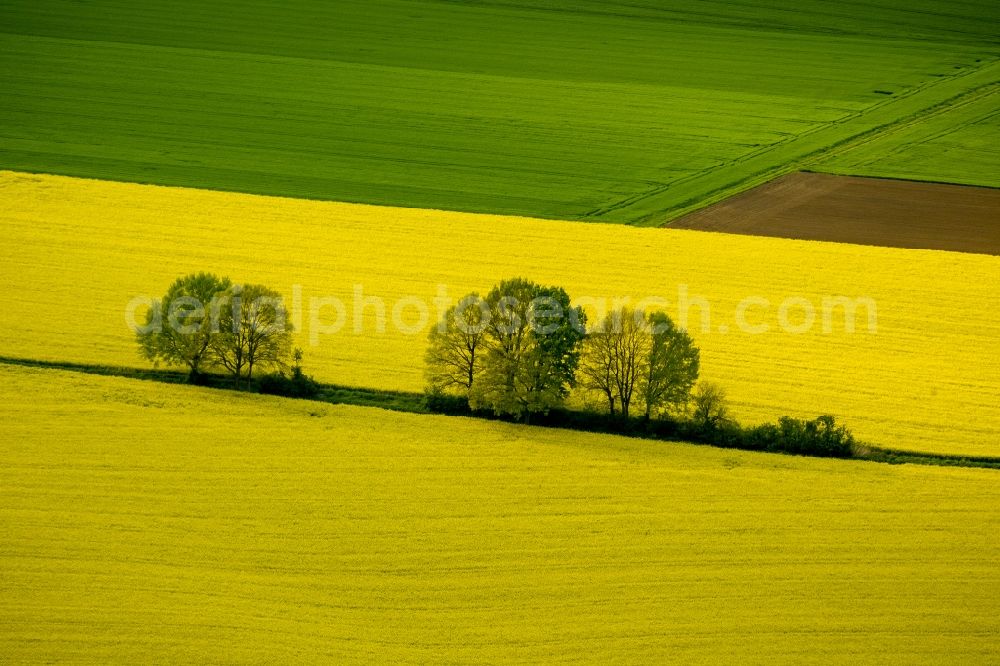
[{"x1": 670, "y1": 172, "x2": 1000, "y2": 255}]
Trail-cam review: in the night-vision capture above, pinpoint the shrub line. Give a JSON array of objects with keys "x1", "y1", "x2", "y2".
[{"x1": 2, "y1": 356, "x2": 996, "y2": 470}]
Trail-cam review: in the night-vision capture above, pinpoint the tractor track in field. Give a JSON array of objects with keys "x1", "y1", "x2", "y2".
[
  {"x1": 582, "y1": 57, "x2": 1000, "y2": 224},
  {"x1": 811, "y1": 80, "x2": 1000, "y2": 167}
]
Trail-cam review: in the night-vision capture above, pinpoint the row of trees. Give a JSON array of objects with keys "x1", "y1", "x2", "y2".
[
  {"x1": 136, "y1": 273, "x2": 294, "y2": 388},
  {"x1": 425, "y1": 278, "x2": 703, "y2": 421},
  {"x1": 579, "y1": 307, "x2": 699, "y2": 419},
  {"x1": 425, "y1": 279, "x2": 585, "y2": 418},
  {"x1": 136, "y1": 274, "x2": 853, "y2": 456}
]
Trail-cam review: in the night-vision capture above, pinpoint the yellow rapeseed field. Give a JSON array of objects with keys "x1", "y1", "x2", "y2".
[
  {"x1": 1, "y1": 364, "x2": 998, "y2": 662},
  {"x1": 0, "y1": 171, "x2": 997, "y2": 456}
]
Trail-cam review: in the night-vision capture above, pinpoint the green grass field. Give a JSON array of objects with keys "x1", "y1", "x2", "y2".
[
  {"x1": 2, "y1": 0, "x2": 998, "y2": 222},
  {"x1": 1, "y1": 364, "x2": 998, "y2": 662},
  {"x1": 818, "y1": 86, "x2": 1000, "y2": 187}
]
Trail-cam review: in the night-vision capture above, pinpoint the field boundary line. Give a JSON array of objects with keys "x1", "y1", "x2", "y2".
[{"x1": 3, "y1": 356, "x2": 997, "y2": 470}]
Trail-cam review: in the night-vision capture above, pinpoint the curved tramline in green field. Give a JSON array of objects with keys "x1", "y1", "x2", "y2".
[
  {"x1": 818, "y1": 84, "x2": 1000, "y2": 188},
  {"x1": 1, "y1": 0, "x2": 998, "y2": 222},
  {"x1": 1, "y1": 365, "x2": 998, "y2": 662}
]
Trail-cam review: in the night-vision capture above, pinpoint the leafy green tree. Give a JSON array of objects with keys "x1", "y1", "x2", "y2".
[
  {"x1": 212, "y1": 283, "x2": 294, "y2": 389},
  {"x1": 425, "y1": 293, "x2": 488, "y2": 396},
  {"x1": 579, "y1": 307, "x2": 646, "y2": 418},
  {"x1": 469, "y1": 278, "x2": 586, "y2": 420},
  {"x1": 136, "y1": 272, "x2": 231, "y2": 381},
  {"x1": 580, "y1": 308, "x2": 699, "y2": 420},
  {"x1": 642, "y1": 311, "x2": 700, "y2": 418},
  {"x1": 690, "y1": 381, "x2": 730, "y2": 430}
]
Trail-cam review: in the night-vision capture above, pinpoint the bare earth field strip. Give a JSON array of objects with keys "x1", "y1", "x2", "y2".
[{"x1": 669, "y1": 172, "x2": 1000, "y2": 255}]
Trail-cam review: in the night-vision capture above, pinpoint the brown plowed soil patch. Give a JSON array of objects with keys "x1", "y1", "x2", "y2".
[{"x1": 670, "y1": 172, "x2": 1000, "y2": 255}]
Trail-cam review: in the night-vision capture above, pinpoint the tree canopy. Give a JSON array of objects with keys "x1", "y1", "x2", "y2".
[
  {"x1": 212, "y1": 283, "x2": 294, "y2": 389},
  {"x1": 136, "y1": 274, "x2": 292, "y2": 389},
  {"x1": 445, "y1": 278, "x2": 587, "y2": 420},
  {"x1": 579, "y1": 307, "x2": 699, "y2": 419},
  {"x1": 424, "y1": 292, "x2": 488, "y2": 395},
  {"x1": 136, "y1": 272, "x2": 231, "y2": 380}
]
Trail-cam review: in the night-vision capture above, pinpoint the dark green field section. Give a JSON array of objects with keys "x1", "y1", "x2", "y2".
[{"x1": 1, "y1": 1, "x2": 998, "y2": 222}]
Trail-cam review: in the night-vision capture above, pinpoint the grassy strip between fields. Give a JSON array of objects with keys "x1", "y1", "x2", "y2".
[{"x1": 3, "y1": 356, "x2": 997, "y2": 470}]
